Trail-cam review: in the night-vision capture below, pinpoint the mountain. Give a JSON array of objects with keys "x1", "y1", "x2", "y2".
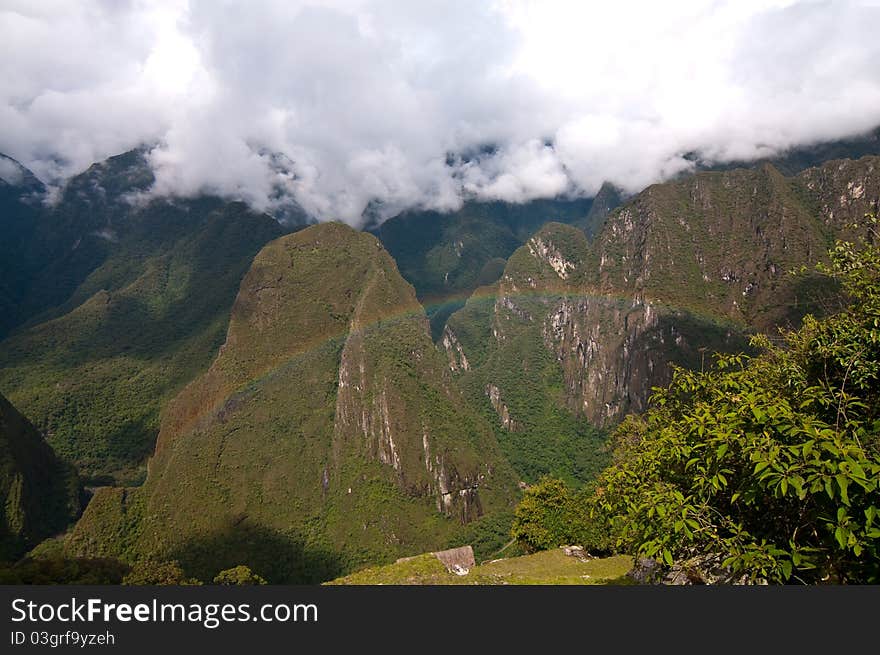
[
  {"x1": 0, "y1": 393, "x2": 82, "y2": 561},
  {"x1": 370, "y1": 128, "x2": 880, "y2": 342},
  {"x1": 66, "y1": 223, "x2": 517, "y2": 582},
  {"x1": 701, "y1": 126, "x2": 880, "y2": 176},
  {"x1": 370, "y1": 197, "x2": 597, "y2": 338},
  {"x1": 0, "y1": 154, "x2": 49, "y2": 338},
  {"x1": 440, "y1": 224, "x2": 613, "y2": 485},
  {"x1": 576, "y1": 182, "x2": 624, "y2": 239},
  {"x1": 592, "y1": 157, "x2": 879, "y2": 330},
  {"x1": 442, "y1": 156, "x2": 879, "y2": 465},
  {"x1": 0, "y1": 151, "x2": 287, "y2": 484}
]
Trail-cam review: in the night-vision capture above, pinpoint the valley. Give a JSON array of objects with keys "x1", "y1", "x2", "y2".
[{"x1": 1, "y1": 133, "x2": 878, "y2": 584}]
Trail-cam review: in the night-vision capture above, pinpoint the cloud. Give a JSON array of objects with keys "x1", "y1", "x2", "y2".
[{"x1": 2, "y1": 0, "x2": 880, "y2": 225}]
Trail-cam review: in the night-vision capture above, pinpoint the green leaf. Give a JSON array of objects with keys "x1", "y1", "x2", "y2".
[
  {"x1": 824, "y1": 477, "x2": 835, "y2": 500},
  {"x1": 836, "y1": 475, "x2": 850, "y2": 505},
  {"x1": 780, "y1": 560, "x2": 793, "y2": 580},
  {"x1": 835, "y1": 527, "x2": 846, "y2": 549}
]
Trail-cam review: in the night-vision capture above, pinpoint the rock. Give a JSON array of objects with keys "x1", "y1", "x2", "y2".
[
  {"x1": 627, "y1": 553, "x2": 767, "y2": 585},
  {"x1": 626, "y1": 557, "x2": 664, "y2": 584},
  {"x1": 561, "y1": 545, "x2": 590, "y2": 560},
  {"x1": 433, "y1": 545, "x2": 476, "y2": 574}
]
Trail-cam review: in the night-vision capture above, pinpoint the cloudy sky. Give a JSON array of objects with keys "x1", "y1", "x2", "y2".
[{"x1": 2, "y1": 0, "x2": 880, "y2": 224}]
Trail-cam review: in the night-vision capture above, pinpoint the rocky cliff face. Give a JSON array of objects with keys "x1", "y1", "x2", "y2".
[
  {"x1": 592, "y1": 158, "x2": 879, "y2": 330},
  {"x1": 798, "y1": 156, "x2": 880, "y2": 237},
  {"x1": 445, "y1": 157, "x2": 878, "y2": 434},
  {"x1": 542, "y1": 296, "x2": 746, "y2": 424},
  {"x1": 69, "y1": 223, "x2": 515, "y2": 581}
]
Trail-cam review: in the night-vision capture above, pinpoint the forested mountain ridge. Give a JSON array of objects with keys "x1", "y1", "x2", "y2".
[
  {"x1": 0, "y1": 152, "x2": 288, "y2": 484},
  {"x1": 442, "y1": 157, "x2": 879, "y2": 449},
  {"x1": 1, "y1": 137, "x2": 877, "y2": 584},
  {"x1": 0, "y1": 393, "x2": 82, "y2": 561},
  {"x1": 66, "y1": 223, "x2": 517, "y2": 582}
]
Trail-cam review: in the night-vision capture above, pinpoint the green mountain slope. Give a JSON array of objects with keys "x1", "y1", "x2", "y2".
[
  {"x1": 0, "y1": 393, "x2": 82, "y2": 561},
  {"x1": 0, "y1": 152, "x2": 286, "y2": 484},
  {"x1": 442, "y1": 157, "x2": 879, "y2": 478},
  {"x1": 442, "y1": 224, "x2": 613, "y2": 485},
  {"x1": 0, "y1": 154, "x2": 49, "y2": 338},
  {"x1": 371, "y1": 198, "x2": 597, "y2": 338},
  {"x1": 592, "y1": 158, "x2": 880, "y2": 329},
  {"x1": 67, "y1": 223, "x2": 517, "y2": 582}
]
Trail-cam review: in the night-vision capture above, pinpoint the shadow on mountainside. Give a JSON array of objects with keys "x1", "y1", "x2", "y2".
[{"x1": 168, "y1": 521, "x2": 346, "y2": 584}]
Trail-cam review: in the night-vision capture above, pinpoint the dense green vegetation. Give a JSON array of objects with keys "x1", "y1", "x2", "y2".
[
  {"x1": 65, "y1": 223, "x2": 518, "y2": 583},
  {"x1": 511, "y1": 477, "x2": 612, "y2": 553},
  {"x1": 122, "y1": 559, "x2": 202, "y2": 585},
  {"x1": 0, "y1": 393, "x2": 82, "y2": 561},
  {"x1": 0, "y1": 151, "x2": 285, "y2": 484},
  {"x1": 0, "y1": 556, "x2": 129, "y2": 584},
  {"x1": 442, "y1": 224, "x2": 611, "y2": 485},
  {"x1": 213, "y1": 565, "x2": 268, "y2": 585}
]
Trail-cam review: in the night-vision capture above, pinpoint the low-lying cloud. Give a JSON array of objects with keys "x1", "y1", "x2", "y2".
[{"x1": 2, "y1": 0, "x2": 880, "y2": 225}]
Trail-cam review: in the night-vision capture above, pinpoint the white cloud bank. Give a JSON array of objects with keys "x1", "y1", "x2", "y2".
[{"x1": 2, "y1": 0, "x2": 880, "y2": 224}]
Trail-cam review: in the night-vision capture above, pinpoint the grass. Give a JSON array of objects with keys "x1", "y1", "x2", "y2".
[{"x1": 327, "y1": 549, "x2": 633, "y2": 585}]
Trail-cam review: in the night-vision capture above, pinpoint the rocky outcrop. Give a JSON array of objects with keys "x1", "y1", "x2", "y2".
[
  {"x1": 440, "y1": 325, "x2": 470, "y2": 372},
  {"x1": 542, "y1": 296, "x2": 746, "y2": 425},
  {"x1": 485, "y1": 383, "x2": 520, "y2": 432},
  {"x1": 627, "y1": 555, "x2": 766, "y2": 585},
  {"x1": 527, "y1": 235, "x2": 577, "y2": 280},
  {"x1": 798, "y1": 156, "x2": 880, "y2": 238}
]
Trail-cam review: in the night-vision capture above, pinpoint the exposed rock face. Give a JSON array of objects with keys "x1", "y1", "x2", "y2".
[
  {"x1": 485, "y1": 383, "x2": 520, "y2": 432},
  {"x1": 627, "y1": 555, "x2": 765, "y2": 585},
  {"x1": 798, "y1": 156, "x2": 880, "y2": 237},
  {"x1": 440, "y1": 325, "x2": 470, "y2": 372},
  {"x1": 542, "y1": 296, "x2": 746, "y2": 425},
  {"x1": 69, "y1": 223, "x2": 514, "y2": 580},
  {"x1": 527, "y1": 235, "x2": 576, "y2": 279},
  {"x1": 447, "y1": 157, "x2": 879, "y2": 430},
  {"x1": 593, "y1": 159, "x2": 880, "y2": 330},
  {"x1": 432, "y1": 545, "x2": 475, "y2": 574}
]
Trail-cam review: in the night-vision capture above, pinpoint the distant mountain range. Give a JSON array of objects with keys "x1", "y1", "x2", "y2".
[{"x1": 0, "y1": 125, "x2": 878, "y2": 581}]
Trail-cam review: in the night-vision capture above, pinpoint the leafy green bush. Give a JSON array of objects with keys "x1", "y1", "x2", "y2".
[
  {"x1": 512, "y1": 477, "x2": 614, "y2": 553},
  {"x1": 592, "y1": 217, "x2": 880, "y2": 583},
  {"x1": 122, "y1": 559, "x2": 202, "y2": 585},
  {"x1": 0, "y1": 557, "x2": 129, "y2": 584},
  {"x1": 213, "y1": 565, "x2": 267, "y2": 585}
]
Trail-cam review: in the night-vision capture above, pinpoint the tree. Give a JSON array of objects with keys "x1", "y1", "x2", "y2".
[
  {"x1": 512, "y1": 476, "x2": 613, "y2": 553},
  {"x1": 122, "y1": 559, "x2": 202, "y2": 585},
  {"x1": 213, "y1": 565, "x2": 268, "y2": 585},
  {"x1": 591, "y1": 216, "x2": 880, "y2": 583}
]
